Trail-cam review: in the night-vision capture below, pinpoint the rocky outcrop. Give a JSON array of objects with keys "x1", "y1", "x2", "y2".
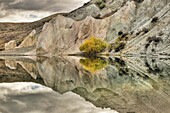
[
  {"x1": 0, "y1": 0, "x2": 169, "y2": 56},
  {"x1": 17, "y1": 30, "x2": 36, "y2": 48},
  {"x1": 35, "y1": 0, "x2": 170, "y2": 56},
  {"x1": 4, "y1": 30, "x2": 36, "y2": 51},
  {"x1": 123, "y1": 1, "x2": 170, "y2": 55},
  {"x1": 0, "y1": 30, "x2": 36, "y2": 55},
  {"x1": 37, "y1": 15, "x2": 110, "y2": 55},
  {"x1": 5, "y1": 40, "x2": 16, "y2": 50}
]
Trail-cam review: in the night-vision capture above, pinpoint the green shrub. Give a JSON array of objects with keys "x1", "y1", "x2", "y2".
[
  {"x1": 95, "y1": 0, "x2": 103, "y2": 5},
  {"x1": 79, "y1": 36, "x2": 108, "y2": 54},
  {"x1": 95, "y1": 0, "x2": 106, "y2": 9},
  {"x1": 99, "y1": 3, "x2": 105, "y2": 9}
]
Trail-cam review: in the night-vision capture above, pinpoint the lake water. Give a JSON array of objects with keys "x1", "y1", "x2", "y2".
[{"x1": 0, "y1": 56, "x2": 170, "y2": 113}]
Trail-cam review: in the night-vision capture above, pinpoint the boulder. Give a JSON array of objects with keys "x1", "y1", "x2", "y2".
[
  {"x1": 17, "y1": 30, "x2": 36, "y2": 48},
  {"x1": 5, "y1": 40, "x2": 16, "y2": 50}
]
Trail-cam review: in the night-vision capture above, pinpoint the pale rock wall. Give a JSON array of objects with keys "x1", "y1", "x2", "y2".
[{"x1": 37, "y1": 15, "x2": 111, "y2": 55}]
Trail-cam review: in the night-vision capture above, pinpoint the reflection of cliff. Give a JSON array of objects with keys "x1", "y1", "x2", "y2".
[
  {"x1": 73, "y1": 57, "x2": 170, "y2": 113},
  {"x1": 0, "y1": 56, "x2": 170, "y2": 113},
  {"x1": 0, "y1": 57, "x2": 44, "y2": 84},
  {"x1": 0, "y1": 0, "x2": 169, "y2": 56}
]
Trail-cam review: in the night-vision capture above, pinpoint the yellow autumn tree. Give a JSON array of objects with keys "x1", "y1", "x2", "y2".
[{"x1": 79, "y1": 36, "x2": 108, "y2": 54}]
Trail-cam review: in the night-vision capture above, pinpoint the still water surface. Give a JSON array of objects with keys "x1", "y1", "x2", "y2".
[{"x1": 0, "y1": 56, "x2": 169, "y2": 113}]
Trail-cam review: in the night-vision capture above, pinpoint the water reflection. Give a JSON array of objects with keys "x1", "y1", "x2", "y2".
[
  {"x1": 0, "y1": 83, "x2": 116, "y2": 113},
  {"x1": 0, "y1": 56, "x2": 170, "y2": 113},
  {"x1": 80, "y1": 57, "x2": 108, "y2": 73}
]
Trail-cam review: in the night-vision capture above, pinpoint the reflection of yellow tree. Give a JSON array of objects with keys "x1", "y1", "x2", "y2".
[{"x1": 80, "y1": 57, "x2": 108, "y2": 73}]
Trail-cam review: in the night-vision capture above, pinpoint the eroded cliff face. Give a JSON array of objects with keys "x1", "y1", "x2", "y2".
[
  {"x1": 37, "y1": 16, "x2": 110, "y2": 55},
  {"x1": 0, "y1": 0, "x2": 169, "y2": 56},
  {"x1": 36, "y1": 0, "x2": 170, "y2": 56}
]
